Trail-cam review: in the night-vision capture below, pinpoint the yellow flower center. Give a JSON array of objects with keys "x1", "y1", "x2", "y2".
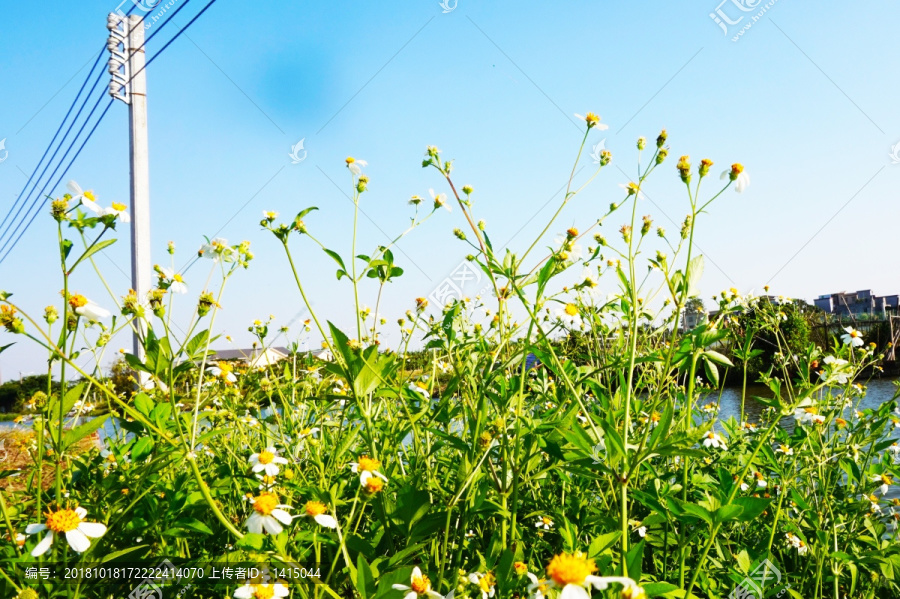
[
  {"x1": 252, "y1": 584, "x2": 276, "y2": 599},
  {"x1": 411, "y1": 573, "x2": 431, "y2": 594},
  {"x1": 345, "y1": 157, "x2": 356, "y2": 164},
  {"x1": 258, "y1": 450, "x2": 275, "y2": 465},
  {"x1": 546, "y1": 552, "x2": 597, "y2": 585},
  {"x1": 584, "y1": 113, "x2": 599, "y2": 126},
  {"x1": 252, "y1": 493, "x2": 278, "y2": 515},
  {"x1": 731, "y1": 163, "x2": 744, "y2": 175},
  {"x1": 365, "y1": 477, "x2": 384, "y2": 493},
  {"x1": 477, "y1": 573, "x2": 496, "y2": 592},
  {"x1": 542, "y1": 517, "x2": 553, "y2": 526},
  {"x1": 304, "y1": 501, "x2": 327, "y2": 517},
  {"x1": 173, "y1": 274, "x2": 184, "y2": 283},
  {"x1": 45, "y1": 508, "x2": 82, "y2": 533},
  {"x1": 83, "y1": 191, "x2": 96, "y2": 201},
  {"x1": 111, "y1": 202, "x2": 126, "y2": 211},
  {"x1": 68, "y1": 294, "x2": 88, "y2": 309},
  {"x1": 357, "y1": 456, "x2": 380, "y2": 472},
  {"x1": 564, "y1": 304, "x2": 578, "y2": 317},
  {"x1": 567, "y1": 227, "x2": 578, "y2": 237},
  {"x1": 882, "y1": 475, "x2": 893, "y2": 485},
  {"x1": 514, "y1": 562, "x2": 528, "y2": 576}
]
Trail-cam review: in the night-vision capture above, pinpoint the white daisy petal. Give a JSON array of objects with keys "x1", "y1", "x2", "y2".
[
  {"x1": 77, "y1": 522, "x2": 107, "y2": 538},
  {"x1": 66, "y1": 529, "x2": 91, "y2": 553},
  {"x1": 31, "y1": 531, "x2": 54, "y2": 557}
]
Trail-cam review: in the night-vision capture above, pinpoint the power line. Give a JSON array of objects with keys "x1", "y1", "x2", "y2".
[
  {"x1": 0, "y1": 2, "x2": 141, "y2": 250},
  {"x1": 0, "y1": 0, "x2": 220, "y2": 266},
  {"x1": 0, "y1": 47, "x2": 105, "y2": 235},
  {"x1": 0, "y1": 67, "x2": 109, "y2": 251},
  {"x1": 0, "y1": 101, "x2": 115, "y2": 265}
]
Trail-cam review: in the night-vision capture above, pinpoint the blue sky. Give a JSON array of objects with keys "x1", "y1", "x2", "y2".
[{"x1": 1, "y1": 0, "x2": 898, "y2": 378}]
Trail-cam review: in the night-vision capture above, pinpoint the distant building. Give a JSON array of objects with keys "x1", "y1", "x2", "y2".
[
  {"x1": 814, "y1": 290, "x2": 899, "y2": 317},
  {"x1": 681, "y1": 307, "x2": 708, "y2": 331},
  {"x1": 210, "y1": 346, "x2": 290, "y2": 369}
]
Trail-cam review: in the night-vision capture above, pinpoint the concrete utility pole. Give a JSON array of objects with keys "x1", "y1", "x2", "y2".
[{"x1": 108, "y1": 14, "x2": 151, "y2": 367}]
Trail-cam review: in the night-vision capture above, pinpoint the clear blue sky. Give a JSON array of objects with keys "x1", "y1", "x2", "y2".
[{"x1": 1, "y1": 0, "x2": 898, "y2": 378}]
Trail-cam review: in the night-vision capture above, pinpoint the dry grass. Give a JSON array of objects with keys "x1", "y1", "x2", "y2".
[{"x1": 0, "y1": 429, "x2": 100, "y2": 492}]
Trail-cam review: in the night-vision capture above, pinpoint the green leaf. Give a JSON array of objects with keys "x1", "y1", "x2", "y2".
[
  {"x1": 736, "y1": 550, "x2": 751, "y2": 574},
  {"x1": 704, "y1": 350, "x2": 734, "y2": 367},
  {"x1": 714, "y1": 504, "x2": 744, "y2": 524},
  {"x1": 98, "y1": 544, "x2": 148, "y2": 564},
  {"x1": 133, "y1": 393, "x2": 155, "y2": 417},
  {"x1": 172, "y1": 517, "x2": 214, "y2": 535},
  {"x1": 703, "y1": 359, "x2": 720, "y2": 387},
  {"x1": 624, "y1": 540, "x2": 644, "y2": 580},
  {"x1": 185, "y1": 330, "x2": 211, "y2": 359},
  {"x1": 732, "y1": 497, "x2": 771, "y2": 522},
  {"x1": 77, "y1": 238, "x2": 118, "y2": 267},
  {"x1": 323, "y1": 249, "x2": 347, "y2": 272},
  {"x1": 687, "y1": 254, "x2": 704, "y2": 296},
  {"x1": 131, "y1": 437, "x2": 155, "y2": 461},
  {"x1": 236, "y1": 533, "x2": 265, "y2": 551},
  {"x1": 356, "y1": 554, "x2": 375, "y2": 599},
  {"x1": 642, "y1": 582, "x2": 680, "y2": 597},
  {"x1": 297, "y1": 206, "x2": 319, "y2": 219},
  {"x1": 327, "y1": 321, "x2": 354, "y2": 367},
  {"x1": 63, "y1": 414, "x2": 109, "y2": 449},
  {"x1": 51, "y1": 382, "x2": 86, "y2": 420}
]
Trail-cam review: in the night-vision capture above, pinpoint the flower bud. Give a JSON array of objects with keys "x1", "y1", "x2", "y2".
[
  {"x1": 462, "y1": 185, "x2": 473, "y2": 195},
  {"x1": 453, "y1": 228, "x2": 466, "y2": 240},
  {"x1": 677, "y1": 155, "x2": 691, "y2": 184},
  {"x1": 594, "y1": 234, "x2": 607, "y2": 246},
  {"x1": 699, "y1": 158, "x2": 713, "y2": 178},
  {"x1": 656, "y1": 147, "x2": 668, "y2": 165},
  {"x1": 620, "y1": 225, "x2": 632, "y2": 244},
  {"x1": 656, "y1": 129, "x2": 667, "y2": 148},
  {"x1": 44, "y1": 305, "x2": 59, "y2": 324},
  {"x1": 637, "y1": 137, "x2": 646, "y2": 151}
]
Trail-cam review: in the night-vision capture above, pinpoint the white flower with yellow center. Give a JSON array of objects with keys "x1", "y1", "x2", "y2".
[
  {"x1": 527, "y1": 572, "x2": 550, "y2": 599},
  {"x1": 209, "y1": 362, "x2": 238, "y2": 384},
  {"x1": 26, "y1": 506, "x2": 107, "y2": 556},
  {"x1": 158, "y1": 267, "x2": 188, "y2": 294},
  {"x1": 543, "y1": 551, "x2": 644, "y2": 599},
  {"x1": 429, "y1": 188, "x2": 451, "y2": 212},
  {"x1": 68, "y1": 293, "x2": 111, "y2": 321},
  {"x1": 245, "y1": 492, "x2": 293, "y2": 535},
  {"x1": 199, "y1": 237, "x2": 233, "y2": 262},
  {"x1": 720, "y1": 166, "x2": 751, "y2": 193},
  {"x1": 392, "y1": 566, "x2": 444, "y2": 599},
  {"x1": 841, "y1": 326, "x2": 864, "y2": 347},
  {"x1": 873, "y1": 474, "x2": 893, "y2": 496},
  {"x1": 535, "y1": 516, "x2": 554, "y2": 531},
  {"x1": 66, "y1": 181, "x2": 103, "y2": 214},
  {"x1": 349, "y1": 455, "x2": 388, "y2": 487},
  {"x1": 249, "y1": 446, "x2": 288, "y2": 477},
  {"x1": 103, "y1": 201, "x2": 131, "y2": 223},
  {"x1": 345, "y1": 156, "x2": 368, "y2": 176},
  {"x1": 702, "y1": 432, "x2": 727, "y2": 450},
  {"x1": 233, "y1": 582, "x2": 290, "y2": 599},
  {"x1": 301, "y1": 500, "x2": 337, "y2": 528},
  {"x1": 468, "y1": 572, "x2": 497, "y2": 599},
  {"x1": 555, "y1": 303, "x2": 582, "y2": 328}
]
